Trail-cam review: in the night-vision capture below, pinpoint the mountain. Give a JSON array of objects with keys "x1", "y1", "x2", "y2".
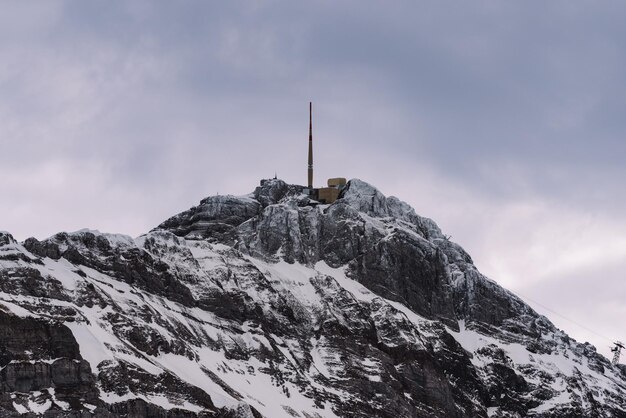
[{"x1": 0, "y1": 178, "x2": 624, "y2": 418}]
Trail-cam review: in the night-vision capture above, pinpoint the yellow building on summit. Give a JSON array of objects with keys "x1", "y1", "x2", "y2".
[
  {"x1": 305, "y1": 102, "x2": 346, "y2": 204},
  {"x1": 317, "y1": 177, "x2": 347, "y2": 204}
]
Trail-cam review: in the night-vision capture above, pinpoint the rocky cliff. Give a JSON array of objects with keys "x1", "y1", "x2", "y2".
[{"x1": 0, "y1": 179, "x2": 624, "y2": 417}]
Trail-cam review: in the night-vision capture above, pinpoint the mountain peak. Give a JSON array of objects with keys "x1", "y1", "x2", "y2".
[
  {"x1": 0, "y1": 231, "x2": 16, "y2": 246},
  {"x1": 0, "y1": 179, "x2": 624, "y2": 417}
]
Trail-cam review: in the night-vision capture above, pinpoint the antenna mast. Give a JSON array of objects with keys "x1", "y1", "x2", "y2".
[
  {"x1": 308, "y1": 102, "x2": 313, "y2": 189},
  {"x1": 612, "y1": 341, "x2": 624, "y2": 366}
]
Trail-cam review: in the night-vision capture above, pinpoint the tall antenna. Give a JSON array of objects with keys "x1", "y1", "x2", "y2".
[
  {"x1": 612, "y1": 341, "x2": 624, "y2": 366},
  {"x1": 308, "y1": 102, "x2": 313, "y2": 189}
]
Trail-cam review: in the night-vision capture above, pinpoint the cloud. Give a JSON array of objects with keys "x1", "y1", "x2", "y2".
[{"x1": 1, "y1": 0, "x2": 624, "y2": 358}]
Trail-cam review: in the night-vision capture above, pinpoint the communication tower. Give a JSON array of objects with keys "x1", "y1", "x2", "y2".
[{"x1": 611, "y1": 341, "x2": 624, "y2": 366}]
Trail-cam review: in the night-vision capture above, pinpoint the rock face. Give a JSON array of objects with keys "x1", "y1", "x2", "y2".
[{"x1": 0, "y1": 179, "x2": 625, "y2": 418}]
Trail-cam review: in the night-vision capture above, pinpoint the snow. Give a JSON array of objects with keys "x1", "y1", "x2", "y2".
[
  {"x1": 116, "y1": 351, "x2": 163, "y2": 376},
  {"x1": 154, "y1": 348, "x2": 341, "y2": 418},
  {"x1": 0, "y1": 299, "x2": 36, "y2": 318},
  {"x1": 12, "y1": 403, "x2": 27, "y2": 414},
  {"x1": 39, "y1": 257, "x2": 79, "y2": 291},
  {"x1": 48, "y1": 388, "x2": 70, "y2": 410},
  {"x1": 449, "y1": 320, "x2": 531, "y2": 366},
  {"x1": 67, "y1": 306, "x2": 163, "y2": 376},
  {"x1": 66, "y1": 321, "x2": 115, "y2": 373},
  {"x1": 272, "y1": 336, "x2": 301, "y2": 369},
  {"x1": 84, "y1": 403, "x2": 97, "y2": 412},
  {"x1": 27, "y1": 398, "x2": 51, "y2": 414},
  {"x1": 314, "y1": 260, "x2": 433, "y2": 341},
  {"x1": 152, "y1": 353, "x2": 237, "y2": 409},
  {"x1": 311, "y1": 346, "x2": 332, "y2": 378},
  {"x1": 143, "y1": 394, "x2": 204, "y2": 413},
  {"x1": 248, "y1": 257, "x2": 322, "y2": 308},
  {"x1": 314, "y1": 261, "x2": 376, "y2": 303},
  {"x1": 101, "y1": 391, "x2": 204, "y2": 412},
  {"x1": 188, "y1": 245, "x2": 227, "y2": 271},
  {"x1": 9, "y1": 358, "x2": 59, "y2": 365},
  {"x1": 448, "y1": 319, "x2": 626, "y2": 412},
  {"x1": 361, "y1": 357, "x2": 381, "y2": 381},
  {"x1": 528, "y1": 387, "x2": 571, "y2": 413},
  {"x1": 310, "y1": 337, "x2": 342, "y2": 380},
  {"x1": 73, "y1": 229, "x2": 135, "y2": 247}
]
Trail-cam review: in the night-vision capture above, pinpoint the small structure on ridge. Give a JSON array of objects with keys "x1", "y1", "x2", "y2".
[{"x1": 303, "y1": 102, "x2": 346, "y2": 204}]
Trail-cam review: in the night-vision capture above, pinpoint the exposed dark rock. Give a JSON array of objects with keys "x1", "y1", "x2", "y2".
[
  {"x1": 23, "y1": 238, "x2": 62, "y2": 260},
  {"x1": 0, "y1": 311, "x2": 81, "y2": 367},
  {"x1": 156, "y1": 195, "x2": 262, "y2": 242},
  {"x1": 0, "y1": 233, "x2": 16, "y2": 247}
]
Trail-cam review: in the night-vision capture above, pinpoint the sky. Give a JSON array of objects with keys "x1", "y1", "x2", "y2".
[{"x1": 1, "y1": 1, "x2": 624, "y2": 359}]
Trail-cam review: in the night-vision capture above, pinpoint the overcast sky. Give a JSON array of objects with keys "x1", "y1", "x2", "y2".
[{"x1": 1, "y1": 1, "x2": 624, "y2": 359}]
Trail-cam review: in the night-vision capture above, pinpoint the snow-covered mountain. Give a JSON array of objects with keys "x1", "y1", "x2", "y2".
[{"x1": 0, "y1": 179, "x2": 624, "y2": 417}]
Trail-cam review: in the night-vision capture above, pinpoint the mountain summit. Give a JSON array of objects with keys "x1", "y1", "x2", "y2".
[{"x1": 1, "y1": 179, "x2": 624, "y2": 417}]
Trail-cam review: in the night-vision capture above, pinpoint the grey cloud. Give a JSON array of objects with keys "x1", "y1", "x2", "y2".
[{"x1": 1, "y1": 0, "x2": 625, "y2": 356}]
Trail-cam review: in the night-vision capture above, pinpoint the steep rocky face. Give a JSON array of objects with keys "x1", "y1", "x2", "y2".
[
  {"x1": 0, "y1": 310, "x2": 96, "y2": 408},
  {"x1": 1, "y1": 180, "x2": 625, "y2": 417},
  {"x1": 155, "y1": 180, "x2": 304, "y2": 244},
  {"x1": 219, "y1": 180, "x2": 458, "y2": 326}
]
